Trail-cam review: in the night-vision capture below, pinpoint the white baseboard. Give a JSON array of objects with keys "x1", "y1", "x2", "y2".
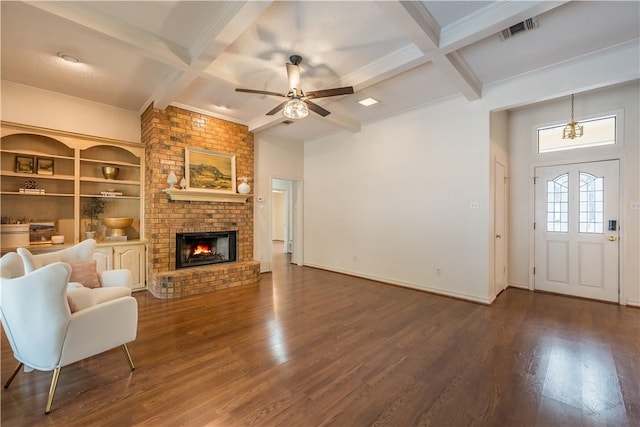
[
  {"x1": 304, "y1": 263, "x2": 493, "y2": 305},
  {"x1": 259, "y1": 260, "x2": 271, "y2": 273},
  {"x1": 508, "y1": 282, "x2": 530, "y2": 290},
  {"x1": 626, "y1": 299, "x2": 640, "y2": 307}
]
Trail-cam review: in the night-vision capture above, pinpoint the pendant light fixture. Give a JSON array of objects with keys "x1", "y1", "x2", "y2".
[{"x1": 562, "y1": 94, "x2": 583, "y2": 140}]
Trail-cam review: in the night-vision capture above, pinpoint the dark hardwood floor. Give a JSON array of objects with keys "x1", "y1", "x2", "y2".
[{"x1": 2, "y1": 247, "x2": 639, "y2": 426}]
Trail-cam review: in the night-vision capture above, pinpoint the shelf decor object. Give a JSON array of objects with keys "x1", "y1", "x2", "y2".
[
  {"x1": 103, "y1": 217, "x2": 133, "y2": 239},
  {"x1": 15, "y1": 156, "x2": 34, "y2": 174},
  {"x1": 20, "y1": 179, "x2": 44, "y2": 194},
  {"x1": 36, "y1": 157, "x2": 54, "y2": 175},
  {"x1": 82, "y1": 197, "x2": 106, "y2": 239},
  {"x1": 237, "y1": 176, "x2": 251, "y2": 194},
  {"x1": 167, "y1": 171, "x2": 177, "y2": 189},
  {"x1": 101, "y1": 166, "x2": 120, "y2": 179}
]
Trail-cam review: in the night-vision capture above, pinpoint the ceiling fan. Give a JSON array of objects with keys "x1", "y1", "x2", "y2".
[{"x1": 235, "y1": 55, "x2": 354, "y2": 119}]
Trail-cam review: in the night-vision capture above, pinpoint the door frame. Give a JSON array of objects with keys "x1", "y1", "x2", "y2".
[
  {"x1": 528, "y1": 154, "x2": 627, "y2": 304},
  {"x1": 493, "y1": 159, "x2": 508, "y2": 297},
  {"x1": 270, "y1": 176, "x2": 304, "y2": 267}
]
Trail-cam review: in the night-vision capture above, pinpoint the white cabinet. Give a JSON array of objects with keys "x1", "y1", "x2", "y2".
[
  {"x1": 93, "y1": 246, "x2": 113, "y2": 273},
  {"x1": 114, "y1": 243, "x2": 146, "y2": 290},
  {"x1": 95, "y1": 242, "x2": 147, "y2": 291}
]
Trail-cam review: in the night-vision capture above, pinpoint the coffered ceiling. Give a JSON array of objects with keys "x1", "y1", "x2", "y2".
[{"x1": 2, "y1": 1, "x2": 639, "y2": 141}]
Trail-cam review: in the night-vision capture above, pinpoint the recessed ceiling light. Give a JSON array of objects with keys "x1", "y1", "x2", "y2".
[
  {"x1": 56, "y1": 52, "x2": 81, "y2": 64},
  {"x1": 358, "y1": 97, "x2": 378, "y2": 107},
  {"x1": 216, "y1": 104, "x2": 229, "y2": 110}
]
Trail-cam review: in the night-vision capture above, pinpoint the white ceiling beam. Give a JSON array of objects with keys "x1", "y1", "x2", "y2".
[
  {"x1": 375, "y1": 1, "x2": 439, "y2": 52},
  {"x1": 342, "y1": 45, "x2": 428, "y2": 92},
  {"x1": 377, "y1": 0, "x2": 481, "y2": 100},
  {"x1": 150, "y1": 1, "x2": 272, "y2": 110},
  {"x1": 26, "y1": 1, "x2": 190, "y2": 69},
  {"x1": 439, "y1": 0, "x2": 570, "y2": 53},
  {"x1": 247, "y1": 114, "x2": 288, "y2": 133},
  {"x1": 432, "y1": 52, "x2": 481, "y2": 101}
]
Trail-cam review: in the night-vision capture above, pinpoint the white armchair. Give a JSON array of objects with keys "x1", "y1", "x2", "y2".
[
  {"x1": 16, "y1": 239, "x2": 132, "y2": 306},
  {"x1": 0, "y1": 262, "x2": 138, "y2": 414},
  {"x1": 0, "y1": 252, "x2": 23, "y2": 279}
]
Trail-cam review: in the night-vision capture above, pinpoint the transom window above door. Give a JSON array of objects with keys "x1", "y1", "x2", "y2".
[{"x1": 538, "y1": 115, "x2": 616, "y2": 154}]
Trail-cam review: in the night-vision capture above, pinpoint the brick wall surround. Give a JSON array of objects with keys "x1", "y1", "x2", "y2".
[{"x1": 141, "y1": 104, "x2": 259, "y2": 298}]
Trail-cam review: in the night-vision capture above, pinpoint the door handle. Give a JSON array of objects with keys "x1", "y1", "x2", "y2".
[
  {"x1": 496, "y1": 234, "x2": 502, "y2": 239},
  {"x1": 608, "y1": 236, "x2": 617, "y2": 241}
]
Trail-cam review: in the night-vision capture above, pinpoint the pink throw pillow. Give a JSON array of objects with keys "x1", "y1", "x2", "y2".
[
  {"x1": 67, "y1": 296, "x2": 79, "y2": 313},
  {"x1": 69, "y1": 260, "x2": 101, "y2": 289}
]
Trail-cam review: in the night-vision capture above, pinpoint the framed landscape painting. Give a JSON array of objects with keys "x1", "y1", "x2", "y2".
[{"x1": 185, "y1": 147, "x2": 236, "y2": 193}]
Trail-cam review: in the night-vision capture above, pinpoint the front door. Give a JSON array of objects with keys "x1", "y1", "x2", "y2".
[{"x1": 534, "y1": 160, "x2": 619, "y2": 302}]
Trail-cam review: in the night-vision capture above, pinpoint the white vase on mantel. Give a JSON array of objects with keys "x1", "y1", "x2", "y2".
[
  {"x1": 167, "y1": 172, "x2": 178, "y2": 189},
  {"x1": 238, "y1": 180, "x2": 251, "y2": 194}
]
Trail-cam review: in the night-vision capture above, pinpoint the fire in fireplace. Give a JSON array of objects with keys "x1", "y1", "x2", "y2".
[{"x1": 175, "y1": 231, "x2": 237, "y2": 269}]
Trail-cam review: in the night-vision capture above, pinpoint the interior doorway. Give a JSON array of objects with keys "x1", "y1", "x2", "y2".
[{"x1": 271, "y1": 178, "x2": 303, "y2": 266}]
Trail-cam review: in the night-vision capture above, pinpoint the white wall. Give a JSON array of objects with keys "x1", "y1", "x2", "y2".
[
  {"x1": 1, "y1": 81, "x2": 140, "y2": 142},
  {"x1": 304, "y1": 96, "x2": 493, "y2": 303},
  {"x1": 508, "y1": 81, "x2": 640, "y2": 305},
  {"x1": 254, "y1": 134, "x2": 304, "y2": 271}
]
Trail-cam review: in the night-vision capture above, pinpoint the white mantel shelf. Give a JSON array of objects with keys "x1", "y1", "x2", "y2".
[{"x1": 163, "y1": 188, "x2": 251, "y2": 203}]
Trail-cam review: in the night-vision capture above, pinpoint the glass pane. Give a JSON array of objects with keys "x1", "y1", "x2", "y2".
[
  {"x1": 538, "y1": 115, "x2": 616, "y2": 153},
  {"x1": 579, "y1": 172, "x2": 604, "y2": 234},
  {"x1": 547, "y1": 173, "x2": 569, "y2": 233}
]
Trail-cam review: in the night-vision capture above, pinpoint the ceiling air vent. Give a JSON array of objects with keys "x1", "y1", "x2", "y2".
[{"x1": 499, "y1": 17, "x2": 539, "y2": 41}]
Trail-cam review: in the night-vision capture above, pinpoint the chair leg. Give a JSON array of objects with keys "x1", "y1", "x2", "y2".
[
  {"x1": 3, "y1": 362, "x2": 23, "y2": 389},
  {"x1": 121, "y1": 344, "x2": 135, "y2": 371},
  {"x1": 44, "y1": 367, "x2": 61, "y2": 415}
]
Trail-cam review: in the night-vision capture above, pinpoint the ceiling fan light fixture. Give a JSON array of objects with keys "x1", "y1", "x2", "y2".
[{"x1": 283, "y1": 98, "x2": 309, "y2": 119}]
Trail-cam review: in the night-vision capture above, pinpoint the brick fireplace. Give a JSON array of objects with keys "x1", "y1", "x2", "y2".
[{"x1": 142, "y1": 104, "x2": 260, "y2": 298}]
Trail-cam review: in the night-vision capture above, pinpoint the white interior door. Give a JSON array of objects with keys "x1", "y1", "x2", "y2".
[
  {"x1": 494, "y1": 160, "x2": 507, "y2": 295},
  {"x1": 534, "y1": 160, "x2": 619, "y2": 302}
]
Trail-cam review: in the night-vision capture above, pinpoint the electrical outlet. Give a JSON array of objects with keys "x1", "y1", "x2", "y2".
[
  {"x1": 436, "y1": 268, "x2": 442, "y2": 276},
  {"x1": 470, "y1": 201, "x2": 479, "y2": 209},
  {"x1": 631, "y1": 201, "x2": 640, "y2": 210}
]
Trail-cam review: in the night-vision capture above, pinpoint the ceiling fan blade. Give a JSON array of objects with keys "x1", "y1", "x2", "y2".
[
  {"x1": 235, "y1": 88, "x2": 286, "y2": 98},
  {"x1": 286, "y1": 63, "x2": 301, "y2": 93},
  {"x1": 266, "y1": 100, "x2": 288, "y2": 116},
  {"x1": 306, "y1": 86, "x2": 354, "y2": 99},
  {"x1": 304, "y1": 100, "x2": 331, "y2": 117}
]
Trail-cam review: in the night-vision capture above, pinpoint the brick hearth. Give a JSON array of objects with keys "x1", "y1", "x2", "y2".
[{"x1": 142, "y1": 104, "x2": 259, "y2": 298}]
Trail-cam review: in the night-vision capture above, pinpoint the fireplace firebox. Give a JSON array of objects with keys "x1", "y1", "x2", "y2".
[{"x1": 175, "y1": 231, "x2": 237, "y2": 269}]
